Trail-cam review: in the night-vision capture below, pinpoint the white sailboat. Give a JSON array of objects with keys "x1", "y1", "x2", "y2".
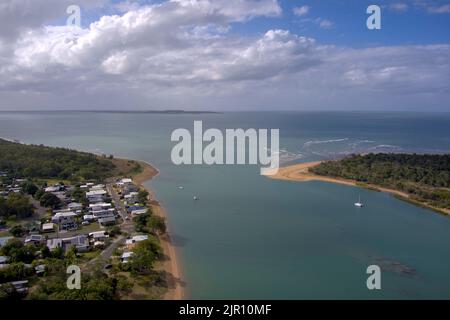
[
  {"x1": 354, "y1": 195, "x2": 363, "y2": 207},
  {"x1": 193, "y1": 196, "x2": 198, "y2": 201}
]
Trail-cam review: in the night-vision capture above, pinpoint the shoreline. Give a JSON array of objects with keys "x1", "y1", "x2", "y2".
[
  {"x1": 119, "y1": 158, "x2": 185, "y2": 300},
  {"x1": 268, "y1": 161, "x2": 450, "y2": 216}
]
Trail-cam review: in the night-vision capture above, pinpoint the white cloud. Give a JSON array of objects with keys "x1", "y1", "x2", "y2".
[
  {"x1": 389, "y1": 3, "x2": 409, "y2": 12},
  {"x1": 427, "y1": 4, "x2": 450, "y2": 13},
  {"x1": 0, "y1": 0, "x2": 105, "y2": 41},
  {"x1": 315, "y1": 18, "x2": 333, "y2": 29},
  {"x1": 293, "y1": 5, "x2": 310, "y2": 17}
]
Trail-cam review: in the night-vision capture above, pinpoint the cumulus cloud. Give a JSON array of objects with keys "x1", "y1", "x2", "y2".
[
  {"x1": 315, "y1": 18, "x2": 333, "y2": 29},
  {"x1": 0, "y1": 0, "x2": 449, "y2": 111},
  {"x1": 427, "y1": 4, "x2": 450, "y2": 13},
  {"x1": 293, "y1": 5, "x2": 310, "y2": 17},
  {"x1": 0, "y1": 0, "x2": 105, "y2": 41},
  {"x1": 389, "y1": 2, "x2": 409, "y2": 12}
]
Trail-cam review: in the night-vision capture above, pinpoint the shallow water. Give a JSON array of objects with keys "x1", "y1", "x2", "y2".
[{"x1": 1, "y1": 111, "x2": 450, "y2": 299}]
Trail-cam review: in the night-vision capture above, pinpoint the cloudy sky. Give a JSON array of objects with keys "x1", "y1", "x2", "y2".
[{"x1": 0, "y1": 0, "x2": 449, "y2": 111}]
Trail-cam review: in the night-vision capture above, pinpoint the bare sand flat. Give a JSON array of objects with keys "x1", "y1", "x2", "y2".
[{"x1": 268, "y1": 161, "x2": 450, "y2": 216}]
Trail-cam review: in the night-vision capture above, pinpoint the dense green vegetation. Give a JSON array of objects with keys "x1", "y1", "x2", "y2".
[
  {"x1": 38, "y1": 192, "x2": 62, "y2": 209},
  {"x1": 0, "y1": 138, "x2": 115, "y2": 181},
  {"x1": 28, "y1": 266, "x2": 132, "y2": 300},
  {"x1": 126, "y1": 238, "x2": 162, "y2": 274},
  {"x1": 311, "y1": 153, "x2": 450, "y2": 210},
  {"x1": 134, "y1": 211, "x2": 167, "y2": 235},
  {"x1": 0, "y1": 193, "x2": 34, "y2": 219}
]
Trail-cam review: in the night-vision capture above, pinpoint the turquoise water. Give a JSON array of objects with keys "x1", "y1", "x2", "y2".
[{"x1": 1, "y1": 111, "x2": 450, "y2": 299}]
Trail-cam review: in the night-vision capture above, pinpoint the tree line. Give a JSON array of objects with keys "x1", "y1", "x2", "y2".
[
  {"x1": 311, "y1": 153, "x2": 450, "y2": 209},
  {"x1": 0, "y1": 139, "x2": 115, "y2": 181}
]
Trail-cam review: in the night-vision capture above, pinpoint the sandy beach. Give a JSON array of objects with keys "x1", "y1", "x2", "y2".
[
  {"x1": 268, "y1": 161, "x2": 450, "y2": 215},
  {"x1": 122, "y1": 159, "x2": 185, "y2": 300}
]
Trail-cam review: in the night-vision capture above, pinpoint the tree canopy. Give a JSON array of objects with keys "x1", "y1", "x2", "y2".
[{"x1": 0, "y1": 138, "x2": 116, "y2": 181}]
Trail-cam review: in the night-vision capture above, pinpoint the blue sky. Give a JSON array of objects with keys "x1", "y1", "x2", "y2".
[{"x1": 0, "y1": 0, "x2": 449, "y2": 111}]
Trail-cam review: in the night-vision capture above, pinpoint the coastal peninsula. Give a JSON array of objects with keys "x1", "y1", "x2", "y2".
[
  {"x1": 0, "y1": 138, "x2": 183, "y2": 299},
  {"x1": 268, "y1": 153, "x2": 450, "y2": 216}
]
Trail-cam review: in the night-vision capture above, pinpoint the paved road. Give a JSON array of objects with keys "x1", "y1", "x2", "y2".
[{"x1": 106, "y1": 182, "x2": 135, "y2": 233}]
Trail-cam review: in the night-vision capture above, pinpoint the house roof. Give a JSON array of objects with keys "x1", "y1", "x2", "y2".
[
  {"x1": 89, "y1": 231, "x2": 107, "y2": 237},
  {"x1": 42, "y1": 223, "x2": 55, "y2": 230},
  {"x1": 131, "y1": 209, "x2": 148, "y2": 215},
  {"x1": 25, "y1": 235, "x2": 43, "y2": 242},
  {"x1": 68, "y1": 202, "x2": 82, "y2": 207},
  {"x1": 0, "y1": 237, "x2": 13, "y2": 247},
  {"x1": 0, "y1": 256, "x2": 10, "y2": 264},
  {"x1": 98, "y1": 216, "x2": 116, "y2": 223},
  {"x1": 126, "y1": 234, "x2": 148, "y2": 245},
  {"x1": 53, "y1": 211, "x2": 77, "y2": 218},
  {"x1": 89, "y1": 202, "x2": 111, "y2": 208},
  {"x1": 86, "y1": 190, "x2": 107, "y2": 196},
  {"x1": 121, "y1": 252, "x2": 134, "y2": 258}
]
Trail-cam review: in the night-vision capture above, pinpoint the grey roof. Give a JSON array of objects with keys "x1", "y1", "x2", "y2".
[
  {"x1": 0, "y1": 256, "x2": 10, "y2": 264},
  {"x1": 98, "y1": 216, "x2": 116, "y2": 223},
  {"x1": 0, "y1": 237, "x2": 13, "y2": 247}
]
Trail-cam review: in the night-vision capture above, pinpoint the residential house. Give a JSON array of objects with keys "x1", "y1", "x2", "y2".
[
  {"x1": 41, "y1": 223, "x2": 55, "y2": 233},
  {"x1": 98, "y1": 215, "x2": 116, "y2": 227},
  {"x1": 124, "y1": 192, "x2": 139, "y2": 204},
  {"x1": 0, "y1": 256, "x2": 10, "y2": 268},
  {"x1": 59, "y1": 217, "x2": 77, "y2": 231},
  {"x1": 24, "y1": 234, "x2": 44, "y2": 246},
  {"x1": 44, "y1": 185, "x2": 61, "y2": 193},
  {"x1": 125, "y1": 235, "x2": 148, "y2": 248},
  {"x1": 46, "y1": 235, "x2": 90, "y2": 252},
  {"x1": 35, "y1": 264, "x2": 46, "y2": 276},
  {"x1": 51, "y1": 211, "x2": 77, "y2": 223},
  {"x1": 68, "y1": 202, "x2": 83, "y2": 211},
  {"x1": 2, "y1": 280, "x2": 29, "y2": 294},
  {"x1": 83, "y1": 214, "x2": 95, "y2": 222},
  {"x1": 89, "y1": 231, "x2": 109, "y2": 241},
  {"x1": 0, "y1": 236, "x2": 13, "y2": 248},
  {"x1": 131, "y1": 208, "x2": 148, "y2": 216},
  {"x1": 121, "y1": 178, "x2": 133, "y2": 184},
  {"x1": 89, "y1": 202, "x2": 112, "y2": 211},
  {"x1": 121, "y1": 252, "x2": 134, "y2": 263},
  {"x1": 86, "y1": 190, "x2": 107, "y2": 202},
  {"x1": 90, "y1": 184, "x2": 105, "y2": 191}
]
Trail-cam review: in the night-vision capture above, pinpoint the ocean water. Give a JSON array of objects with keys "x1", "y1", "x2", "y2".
[{"x1": 1, "y1": 111, "x2": 450, "y2": 299}]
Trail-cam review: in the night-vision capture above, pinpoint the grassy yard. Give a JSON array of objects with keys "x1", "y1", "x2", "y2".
[{"x1": 46, "y1": 221, "x2": 103, "y2": 238}]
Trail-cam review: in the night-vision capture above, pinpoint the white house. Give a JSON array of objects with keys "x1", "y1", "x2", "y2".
[
  {"x1": 44, "y1": 186, "x2": 61, "y2": 193},
  {"x1": 125, "y1": 235, "x2": 148, "y2": 246},
  {"x1": 46, "y1": 235, "x2": 90, "y2": 252},
  {"x1": 41, "y1": 223, "x2": 55, "y2": 233},
  {"x1": 68, "y1": 202, "x2": 83, "y2": 211},
  {"x1": 89, "y1": 231, "x2": 109, "y2": 241},
  {"x1": 89, "y1": 202, "x2": 112, "y2": 211},
  {"x1": 83, "y1": 214, "x2": 95, "y2": 221},
  {"x1": 86, "y1": 190, "x2": 107, "y2": 203},
  {"x1": 51, "y1": 211, "x2": 77, "y2": 223},
  {"x1": 24, "y1": 235, "x2": 44, "y2": 245},
  {"x1": 98, "y1": 215, "x2": 116, "y2": 227},
  {"x1": 90, "y1": 184, "x2": 105, "y2": 191},
  {"x1": 121, "y1": 252, "x2": 134, "y2": 263},
  {"x1": 131, "y1": 208, "x2": 148, "y2": 216}
]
